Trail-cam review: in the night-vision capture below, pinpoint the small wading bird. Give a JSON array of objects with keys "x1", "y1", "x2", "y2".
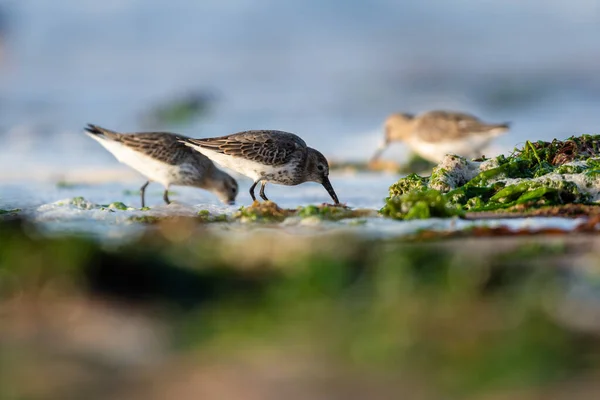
[
  {"x1": 84, "y1": 124, "x2": 238, "y2": 207},
  {"x1": 179, "y1": 130, "x2": 340, "y2": 204},
  {"x1": 371, "y1": 110, "x2": 510, "y2": 163}
]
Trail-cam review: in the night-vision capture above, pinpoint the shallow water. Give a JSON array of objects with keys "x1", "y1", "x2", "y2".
[{"x1": 0, "y1": 171, "x2": 586, "y2": 240}]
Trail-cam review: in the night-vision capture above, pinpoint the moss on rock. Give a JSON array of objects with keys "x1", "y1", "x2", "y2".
[
  {"x1": 233, "y1": 202, "x2": 373, "y2": 223},
  {"x1": 107, "y1": 201, "x2": 130, "y2": 211},
  {"x1": 388, "y1": 173, "x2": 429, "y2": 197},
  {"x1": 197, "y1": 209, "x2": 229, "y2": 222},
  {"x1": 296, "y1": 204, "x2": 376, "y2": 221},
  {"x1": 382, "y1": 135, "x2": 600, "y2": 219},
  {"x1": 381, "y1": 189, "x2": 464, "y2": 220},
  {"x1": 235, "y1": 201, "x2": 294, "y2": 222},
  {"x1": 69, "y1": 196, "x2": 95, "y2": 210}
]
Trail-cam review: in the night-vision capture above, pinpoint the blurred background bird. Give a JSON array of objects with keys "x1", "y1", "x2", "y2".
[{"x1": 371, "y1": 110, "x2": 510, "y2": 164}]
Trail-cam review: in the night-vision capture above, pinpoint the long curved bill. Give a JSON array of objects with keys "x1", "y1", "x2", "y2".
[{"x1": 322, "y1": 177, "x2": 340, "y2": 205}]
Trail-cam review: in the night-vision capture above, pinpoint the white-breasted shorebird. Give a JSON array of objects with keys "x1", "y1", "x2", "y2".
[
  {"x1": 371, "y1": 110, "x2": 510, "y2": 163},
  {"x1": 85, "y1": 124, "x2": 238, "y2": 207},
  {"x1": 179, "y1": 130, "x2": 340, "y2": 204}
]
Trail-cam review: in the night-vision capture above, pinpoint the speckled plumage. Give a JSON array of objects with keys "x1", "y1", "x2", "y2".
[
  {"x1": 190, "y1": 130, "x2": 307, "y2": 166},
  {"x1": 180, "y1": 130, "x2": 340, "y2": 204},
  {"x1": 372, "y1": 111, "x2": 510, "y2": 163},
  {"x1": 84, "y1": 124, "x2": 238, "y2": 207},
  {"x1": 92, "y1": 129, "x2": 194, "y2": 165}
]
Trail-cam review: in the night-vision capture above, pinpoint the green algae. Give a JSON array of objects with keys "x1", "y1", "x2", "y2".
[
  {"x1": 296, "y1": 205, "x2": 375, "y2": 221},
  {"x1": 235, "y1": 201, "x2": 294, "y2": 222},
  {"x1": 297, "y1": 204, "x2": 342, "y2": 219},
  {"x1": 383, "y1": 135, "x2": 600, "y2": 219},
  {"x1": 106, "y1": 201, "x2": 130, "y2": 210},
  {"x1": 128, "y1": 204, "x2": 371, "y2": 225},
  {"x1": 197, "y1": 209, "x2": 229, "y2": 222},
  {"x1": 128, "y1": 210, "x2": 229, "y2": 224},
  {"x1": 489, "y1": 180, "x2": 584, "y2": 205},
  {"x1": 381, "y1": 189, "x2": 464, "y2": 220},
  {"x1": 387, "y1": 173, "x2": 429, "y2": 197},
  {"x1": 465, "y1": 157, "x2": 532, "y2": 187},
  {"x1": 233, "y1": 202, "x2": 372, "y2": 223},
  {"x1": 96, "y1": 201, "x2": 134, "y2": 211},
  {"x1": 128, "y1": 215, "x2": 163, "y2": 224},
  {"x1": 56, "y1": 197, "x2": 135, "y2": 211},
  {"x1": 66, "y1": 196, "x2": 95, "y2": 210}
]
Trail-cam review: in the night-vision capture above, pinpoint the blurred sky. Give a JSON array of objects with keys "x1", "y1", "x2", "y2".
[{"x1": 1, "y1": 0, "x2": 600, "y2": 166}]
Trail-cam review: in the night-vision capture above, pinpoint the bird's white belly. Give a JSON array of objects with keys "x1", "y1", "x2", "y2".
[
  {"x1": 89, "y1": 136, "x2": 181, "y2": 187},
  {"x1": 192, "y1": 147, "x2": 282, "y2": 182},
  {"x1": 405, "y1": 134, "x2": 494, "y2": 162}
]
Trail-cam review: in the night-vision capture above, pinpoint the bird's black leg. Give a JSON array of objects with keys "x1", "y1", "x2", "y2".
[
  {"x1": 163, "y1": 189, "x2": 171, "y2": 205},
  {"x1": 370, "y1": 142, "x2": 389, "y2": 163},
  {"x1": 259, "y1": 181, "x2": 269, "y2": 201},
  {"x1": 249, "y1": 181, "x2": 258, "y2": 202},
  {"x1": 140, "y1": 181, "x2": 150, "y2": 208}
]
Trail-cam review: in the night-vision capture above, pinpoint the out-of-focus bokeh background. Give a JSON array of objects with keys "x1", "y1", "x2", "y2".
[
  {"x1": 4, "y1": 2, "x2": 600, "y2": 399},
  {"x1": 1, "y1": 0, "x2": 600, "y2": 179}
]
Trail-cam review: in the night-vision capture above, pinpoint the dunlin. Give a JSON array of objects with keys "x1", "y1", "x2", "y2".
[
  {"x1": 371, "y1": 110, "x2": 510, "y2": 163},
  {"x1": 84, "y1": 124, "x2": 238, "y2": 207},
  {"x1": 179, "y1": 130, "x2": 340, "y2": 204}
]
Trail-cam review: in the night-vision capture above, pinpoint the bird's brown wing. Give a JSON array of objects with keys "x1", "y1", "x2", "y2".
[
  {"x1": 414, "y1": 111, "x2": 508, "y2": 142},
  {"x1": 184, "y1": 130, "x2": 307, "y2": 166},
  {"x1": 85, "y1": 124, "x2": 193, "y2": 165}
]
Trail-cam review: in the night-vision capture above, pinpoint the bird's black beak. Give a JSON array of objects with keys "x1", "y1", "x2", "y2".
[
  {"x1": 322, "y1": 177, "x2": 340, "y2": 205},
  {"x1": 370, "y1": 139, "x2": 389, "y2": 163}
]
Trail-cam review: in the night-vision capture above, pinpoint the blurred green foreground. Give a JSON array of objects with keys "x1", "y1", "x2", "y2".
[{"x1": 1, "y1": 218, "x2": 600, "y2": 400}]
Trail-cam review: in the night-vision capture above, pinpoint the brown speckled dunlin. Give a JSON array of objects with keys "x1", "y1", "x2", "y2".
[
  {"x1": 180, "y1": 130, "x2": 340, "y2": 204},
  {"x1": 85, "y1": 124, "x2": 238, "y2": 207}
]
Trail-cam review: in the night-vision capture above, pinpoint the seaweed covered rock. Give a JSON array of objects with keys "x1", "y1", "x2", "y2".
[
  {"x1": 382, "y1": 135, "x2": 600, "y2": 219},
  {"x1": 234, "y1": 202, "x2": 374, "y2": 223},
  {"x1": 235, "y1": 201, "x2": 295, "y2": 222},
  {"x1": 388, "y1": 173, "x2": 430, "y2": 197},
  {"x1": 197, "y1": 209, "x2": 229, "y2": 222},
  {"x1": 381, "y1": 189, "x2": 464, "y2": 220},
  {"x1": 53, "y1": 197, "x2": 136, "y2": 211},
  {"x1": 429, "y1": 154, "x2": 489, "y2": 192},
  {"x1": 296, "y1": 205, "x2": 376, "y2": 221},
  {"x1": 129, "y1": 210, "x2": 229, "y2": 225}
]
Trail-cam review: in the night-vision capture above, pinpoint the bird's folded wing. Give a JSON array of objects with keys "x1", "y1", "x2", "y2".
[
  {"x1": 187, "y1": 131, "x2": 306, "y2": 166},
  {"x1": 117, "y1": 133, "x2": 192, "y2": 165},
  {"x1": 415, "y1": 112, "x2": 485, "y2": 141}
]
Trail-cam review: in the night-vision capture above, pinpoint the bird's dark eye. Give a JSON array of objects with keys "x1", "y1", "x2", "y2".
[{"x1": 317, "y1": 165, "x2": 324, "y2": 171}]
